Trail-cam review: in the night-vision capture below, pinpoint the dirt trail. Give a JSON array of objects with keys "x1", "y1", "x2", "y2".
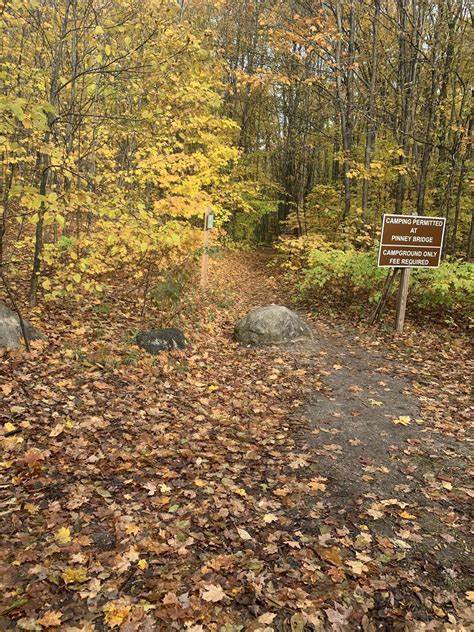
[
  {"x1": 218, "y1": 252, "x2": 473, "y2": 622},
  {"x1": 0, "y1": 251, "x2": 471, "y2": 631},
  {"x1": 291, "y1": 331, "x2": 471, "y2": 566}
]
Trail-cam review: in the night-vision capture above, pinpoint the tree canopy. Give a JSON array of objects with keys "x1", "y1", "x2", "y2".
[{"x1": 1, "y1": 0, "x2": 472, "y2": 312}]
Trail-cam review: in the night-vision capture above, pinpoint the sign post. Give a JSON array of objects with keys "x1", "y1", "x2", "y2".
[
  {"x1": 395, "y1": 268, "x2": 411, "y2": 333},
  {"x1": 377, "y1": 214, "x2": 446, "y2": 333}
]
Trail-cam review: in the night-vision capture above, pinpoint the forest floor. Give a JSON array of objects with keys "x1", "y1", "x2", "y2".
[{"x1": 0, "y1": 251, "x2": 472, "y2": 631}]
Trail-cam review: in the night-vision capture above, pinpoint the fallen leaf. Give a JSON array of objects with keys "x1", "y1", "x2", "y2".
[
  {"x1": 162, "y1": 591, "x2": 179, "y2": 605},
  {"x1": 62, "y1": 566, "x2": 88, "y2": 584},
  {"x1": 346, "y1": 560, "x2": 368, "y2": 575},
  {"x1": 369, "y1": 399, "x2": 383, "y2": 407},
  {"x1": 49, "y1": 424, "x2": 64, "y2": 438},
  {"x1": 103, "y1": 601, "x2": 132, "y2": 628},
  {"x1": 393, "y1": 415, "x2": 411, "y2": 426},
  {"x1": 318, "y1": 547, "x2": 342, "y2": 566},
  {"x1": 55, "y1": 527, "x2": 71, "y2": 546},
  {"x1": 125, "y1": 523, "x2": 140, "y2": 536},
  {"x1": 263, "y1": 513, "x2": 278, "y2": 523},
  {"x1": 202, "y1": 583, "x2": 226, "y2": 602},
  {"x1": 143, "y1": 482, "x2": 156, "y2": 496},
  {"x1": 237, "y1": 527, "x2": 252, "y2": 541},
  {"x1": 1, "y1": 383, "x2": 13, "y2": 396},
  {"x1": 15, "y1": 617, "x2": 41, "y2": 631},
  {"x1": 308, "y1": 477, "x2": 327, "y2": 492},
  {"x1": 37, "y1": 611, "x2": 62, "y2": 628},
  {"x1": 399, "y1": 510, "x2": 416, "y2": 520}
]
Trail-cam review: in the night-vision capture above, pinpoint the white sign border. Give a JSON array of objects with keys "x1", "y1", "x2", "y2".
[{"x1": 377, "y1": 214, "x2": 446, "y2": 269}]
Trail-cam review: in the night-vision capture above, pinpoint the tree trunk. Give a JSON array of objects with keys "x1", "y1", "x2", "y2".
[
  {"x1": 29, "y1": 0, "x2": 71, "y2": 305},
  {"x1": 361, "y1": 0, "x2": 380, "y2": 220},
  {"x1": 395, "y1": 0, "x2": 422, "y2": 214},
  {"x1": 467, "y1": 210, "x2": 474, "y2": 261},
  {"x1": 335, "y1": 0, "x2": 354, "y2": 221}
]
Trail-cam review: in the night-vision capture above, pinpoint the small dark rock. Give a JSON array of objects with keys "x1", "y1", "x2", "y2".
[
  {"x1": 136, "y1": 327, "x2": 186, "y2": 354},
  {"x1": 92, "y1": 530, "x2": 116, "y2": 551}
]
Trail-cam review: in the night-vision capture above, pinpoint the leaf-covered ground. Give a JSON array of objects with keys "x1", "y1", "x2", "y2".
[{"x1": 1, "y1": 252, "x2": 472, "y2": 631}]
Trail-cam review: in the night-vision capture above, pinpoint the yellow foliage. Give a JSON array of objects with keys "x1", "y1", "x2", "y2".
[
  {"x1": 62, "y1": 566, "x2": 88, "y2": 584},
  {"x1": 103, "y1": 601, "x2": 132, "y2": 628},
  {"x1": 55, "y1": 527, "x2": 71, "y2": 546},
  {"x1": 3, "y1": 0, "x2": 246, "y2": 302}
]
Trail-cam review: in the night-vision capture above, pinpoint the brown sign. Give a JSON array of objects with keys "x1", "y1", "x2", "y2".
[{"x1": 378, "y1": 214, "x2": 446, "y2": 268}]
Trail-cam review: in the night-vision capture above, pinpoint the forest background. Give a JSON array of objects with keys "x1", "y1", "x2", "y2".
[{"x1": 1, "y1": 0, "x2": 472, "y2": 322}]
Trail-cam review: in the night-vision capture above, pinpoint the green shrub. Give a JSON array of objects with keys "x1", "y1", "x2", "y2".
[
  {"x1": 151, "y1": 269, "x2": 189, "y2": 306},
  {"x1": 411, "y1": 260, "x2": 474, "y2": 312},
  {"x1": 298, "y1": 245, "x2": 473, "y2": 321},
  {"x1": 57, "y1": 235, "x2": 74, "y2": 251}
]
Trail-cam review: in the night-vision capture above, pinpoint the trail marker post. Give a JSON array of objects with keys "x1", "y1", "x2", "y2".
[
  {"x1": 200, "y1": 208, "x2": 214, "y2": 289},
  {"x1": 376, "y1": 214, "x2": 446, "y2": 333}
]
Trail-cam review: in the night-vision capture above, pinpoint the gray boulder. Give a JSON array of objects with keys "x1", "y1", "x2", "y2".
[
  {"x1": 0, "y1": 302, "x2": 43, "y2": 349},
  {"x1": 234, "y1": 304, "x2": 312, "y2": 345},
  {"x1": 136, "y1": 327, "x2": 186, "y2": 354}
]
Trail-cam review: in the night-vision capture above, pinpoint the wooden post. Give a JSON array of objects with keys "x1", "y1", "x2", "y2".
[
  {"x1": 200, "y1": 208, "x2": 210, "y2": 289},
  {"x1": 395, "y1": 267, "x2": 411, "y2": 333}
]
